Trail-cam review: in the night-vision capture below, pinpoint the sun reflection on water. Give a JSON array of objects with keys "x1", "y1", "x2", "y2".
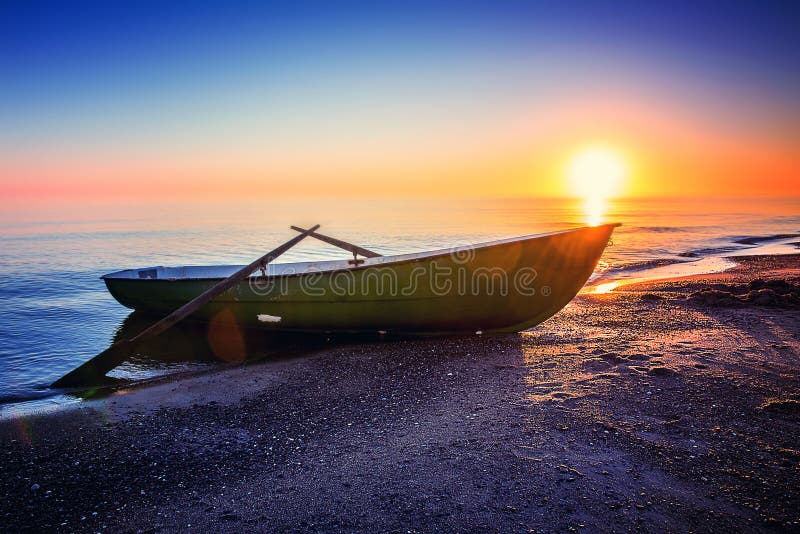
[{"x1": 584, "y1": 197, "x2": 606, "y2": 226}]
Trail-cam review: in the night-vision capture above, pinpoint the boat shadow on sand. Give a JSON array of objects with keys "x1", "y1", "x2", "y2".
[
  {"x1": 126, "y1": 310, "x2": 396, "y2": 366},
  {"x1": 75, "y1": 311, "x2": 530, "y2": 402},
  {"x1": 72, "y1": 311, "x2": 387, "y2": 399}
]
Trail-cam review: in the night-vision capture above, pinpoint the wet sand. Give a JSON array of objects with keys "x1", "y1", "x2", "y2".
[{"x1": 1, "y1": 254, "x2": 799, "y2": 532}]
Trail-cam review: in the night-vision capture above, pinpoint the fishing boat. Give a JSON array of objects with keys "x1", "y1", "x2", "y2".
[
  {"x1": 101, "y1": 224, "x2": 619, "y2": 334},
  {"x1": 53, "y1": 223, "x2": 619, "y2": 386}
]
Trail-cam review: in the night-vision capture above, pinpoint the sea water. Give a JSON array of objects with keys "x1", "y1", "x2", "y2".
[{"x1": 0, "y1": 196, "x2": 798, "y2": 405}]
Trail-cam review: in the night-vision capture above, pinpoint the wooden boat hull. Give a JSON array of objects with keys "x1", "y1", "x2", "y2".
[{"x1": 102, "y1": 224, "x2": 617, "y2": 334}]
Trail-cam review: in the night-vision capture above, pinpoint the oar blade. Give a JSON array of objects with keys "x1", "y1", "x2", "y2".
[{"x1": 51, "y1": 341, "x2": 134, "y2": 388}]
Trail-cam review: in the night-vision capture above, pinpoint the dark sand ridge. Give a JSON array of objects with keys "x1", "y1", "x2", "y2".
[{"x1": 1, "y1": 254, "x2": 798, "y2": 532}]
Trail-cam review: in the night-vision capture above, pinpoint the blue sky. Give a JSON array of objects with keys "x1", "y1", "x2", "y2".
[{"x1": 1, "y1": 0, "x2": 798, "y2": 198}]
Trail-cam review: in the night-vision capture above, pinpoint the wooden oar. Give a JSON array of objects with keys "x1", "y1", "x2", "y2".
[
  {"x1": 290, "y1": 225, "x2": 381, "y2": 258},
  {"x1": 51, "y1": 224, "x2": 321, "y2": 388}
]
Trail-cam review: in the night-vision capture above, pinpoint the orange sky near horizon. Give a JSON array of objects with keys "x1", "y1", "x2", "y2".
[
  {"x1": 4, "y1": 92, "x2": 797, "y2": 201},
  {"x1": 3, "y1": 4, "x2": 799, "y2": 203}
]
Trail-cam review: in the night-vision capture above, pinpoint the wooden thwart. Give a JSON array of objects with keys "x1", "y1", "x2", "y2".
[
  {"x1": 51, "y1": 224, "x2": 321, "y2": 388},
  {"x1": 290, "y1": 226, "x2": 381, "y2": 259}
]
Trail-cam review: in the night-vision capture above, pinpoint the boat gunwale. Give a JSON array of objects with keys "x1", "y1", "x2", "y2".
[{"x1": 101, "y1": 223, "x2": 620, "y2": 282}]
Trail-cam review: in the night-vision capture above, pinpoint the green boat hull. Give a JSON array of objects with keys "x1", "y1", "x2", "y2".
[{"x1": 103, "y1": 224, "x2": 617, "y2": 334}]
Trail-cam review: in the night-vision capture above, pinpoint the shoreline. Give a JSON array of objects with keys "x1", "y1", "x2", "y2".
[
  {"x1": 0, "y1": 239, "x2": 795, "y2": 417},
  {"x1": 3, "y1": 234, "x2": 799, "y2": 415},
  {"x1": 1, "y1": 230, "x2": 798, "y2": 411},
  {"x1": 1, "y1": 253, "x2": 798, "y2": 531},
  {"x1": 586, "y1": 234, "x2": 800, "y2": 293}
]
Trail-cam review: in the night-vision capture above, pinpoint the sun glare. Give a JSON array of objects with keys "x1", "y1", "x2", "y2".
[{"x1": 567, "y1": 145, "x2": 628, "y2": 225}]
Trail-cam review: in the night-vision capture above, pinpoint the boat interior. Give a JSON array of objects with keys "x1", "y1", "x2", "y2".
[{"x1": 101, "y1": 227, "x2": 586, "y2": 281}]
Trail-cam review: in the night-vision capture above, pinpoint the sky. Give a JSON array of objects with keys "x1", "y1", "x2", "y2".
[{"x1": 1, "y1": 0, "x2": 798, "y2": 200}]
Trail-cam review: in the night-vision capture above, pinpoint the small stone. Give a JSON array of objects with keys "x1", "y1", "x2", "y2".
[
  {"x1": 759, "y1": 399, "x2": 800, "y2": 414},
  {"x1": 648, "y1": 366, "x2": 675, "y2": 377},
  {"x1": 30, "y1": 484, "x2": 40, "y2": 491}
]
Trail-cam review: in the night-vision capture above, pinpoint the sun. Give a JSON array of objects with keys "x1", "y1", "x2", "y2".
[
  {"x1": 566, "y1": 145, "x2": 628, "y2": 225},
  {"x1": 567, "y1": 145, "x2": 627, "y2": 199}
]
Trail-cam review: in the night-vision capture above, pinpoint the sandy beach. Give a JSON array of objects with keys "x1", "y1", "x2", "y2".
[{"x1": 2, "y1": 253, "x2": 798, "y2": 532}]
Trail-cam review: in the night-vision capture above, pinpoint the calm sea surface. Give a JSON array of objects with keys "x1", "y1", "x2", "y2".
[{"x1": 1, "y1": 196, "x2": 798, "y2": 405}]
